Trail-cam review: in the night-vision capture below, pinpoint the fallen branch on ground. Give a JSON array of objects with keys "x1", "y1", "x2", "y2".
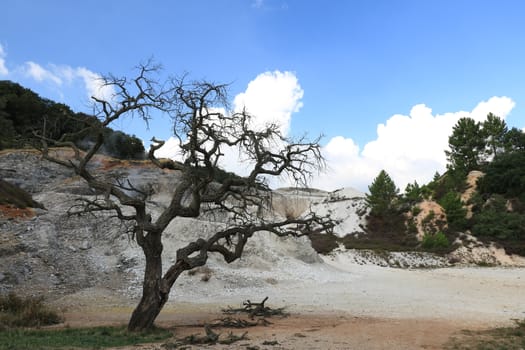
[
  {"x1": 163, "y1": 324, "x2": 248, "y2": 348},
  {"x1": 210, "y1": 316, "x2": 272, "y2": 328},
  {"x1": 222, "y1": 296, "x2": 289, "y2": 318}
]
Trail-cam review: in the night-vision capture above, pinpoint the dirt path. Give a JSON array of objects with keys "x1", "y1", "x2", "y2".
[{"x1": 56, "y1": 300, "x2": 490, "y2": 350}]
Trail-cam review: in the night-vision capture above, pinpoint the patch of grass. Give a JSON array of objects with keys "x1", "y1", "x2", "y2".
[
  {"x1": 0, "y1": 326, "x2": 172, "y2": 350},
  {"x1": 0, "y1": 293, "x2": 63, "y2": 329},
  {"x1": 445, "y1": 319, "x2": 525, "y2": 350}
]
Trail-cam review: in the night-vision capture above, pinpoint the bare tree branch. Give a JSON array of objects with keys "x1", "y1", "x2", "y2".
[{"x1": 35, "y1": 60, "x2": 334, "y2": 332}]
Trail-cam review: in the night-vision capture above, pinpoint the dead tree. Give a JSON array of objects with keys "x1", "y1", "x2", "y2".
[{"x1": 36, "y1": 60, "x2": 334, "y2": 331}]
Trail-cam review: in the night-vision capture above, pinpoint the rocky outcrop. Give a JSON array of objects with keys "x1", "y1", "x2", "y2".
[
  {"x1": 270, "y1": 187, "x2": 369, "y2": 237},
  {"x1": 449, "y1": 233, "x2": 525, "y2": 266}
]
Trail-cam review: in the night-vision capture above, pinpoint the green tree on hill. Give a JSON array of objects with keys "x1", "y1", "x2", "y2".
[
  {"x1": 445, "y1": 117, "x2": 484, "y2": 174},
  {"x1": 366, "y1": 170, "x2": 399, "y2": 216},
  {"x1": 403, "y1": 180, "x2": 423, "y2": 205},
  {"x1": 438, "y1": 191, "x2": 467, "y2": 231},
  {"x1": 504, "y1": 127, "x2": 525, "y2": 153},
  {"x1": 481, "y1": 113, "x2": 508, "y2": 161},
  {"x1": 477, "y1": 150, "x2": 525, "y2": 202},
  {"x1": 0, "y1": 80, "x2": 145, "y2": 159}
]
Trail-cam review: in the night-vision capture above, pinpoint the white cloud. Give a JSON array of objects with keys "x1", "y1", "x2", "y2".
[
  {"x1": 75, "y1": 67, "x2": 115, "y2": 102},
  {"x1": 0, "y1": 44, "x2": 8, "y2": 76},
  {"x1": 25, "y1": 61, "x2": 62, "y2": 85},
  {"x1": 313, "y1": 96, "x2": 516, "y2": 192},
  {"x1": 50, "y1": 64, "x2": 76, "y2": 83},
  {"x1": 0, "y1": 46, "x2": 114, "y2": 102},
  {"x1": 19, "y1": 61, "x2": 115, "y2": 102},
  {"x1": 470, "y1": 96, "x2": 515, "y2": 122},
  {"x1": 233, "y1": 71, "x2": 303, "y2": 137}
]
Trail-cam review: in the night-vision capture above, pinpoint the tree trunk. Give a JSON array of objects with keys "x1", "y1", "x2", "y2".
[
  {"x1": 127, "y1": 286, "x2": 165, "y2": 331},
  {"x1": 128, "y1": 234, "x2": 168, "y2": 332}
]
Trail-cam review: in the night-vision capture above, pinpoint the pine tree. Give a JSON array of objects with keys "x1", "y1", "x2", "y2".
[
  {"x1": 445, "y1": 117, "x2": 484, "y2": 173},
  {"x1": 481, "y1": 113, "x2": 507, "y2": 161},
  {"x1": 366, "y1": 170, "x2": 399, "y2": 216}
]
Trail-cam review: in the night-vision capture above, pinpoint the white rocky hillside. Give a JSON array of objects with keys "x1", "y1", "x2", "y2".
[
  {"x1": 272, "y1": 187, "x2": 368, "y2": 238},
  {"x1": 1, "y1": 150, "x2": 524, "y2": 305}
]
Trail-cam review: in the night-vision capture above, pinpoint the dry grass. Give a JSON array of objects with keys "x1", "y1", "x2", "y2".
[
  {"x1": 445, "y1": 319, "x2": 525, "y2": 350},
  {"x1": 0, "y1": 293, "x2": 63, "y2": 330}
]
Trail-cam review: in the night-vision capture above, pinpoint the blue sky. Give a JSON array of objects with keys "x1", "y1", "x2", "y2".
[{"x1": 1, "y1": 0, "x2": 524, "y2": 191}]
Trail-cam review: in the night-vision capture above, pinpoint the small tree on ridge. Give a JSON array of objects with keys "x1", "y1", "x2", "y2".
[{"x1": 366, "y1": 169, "x2": 399, "y2": 216}]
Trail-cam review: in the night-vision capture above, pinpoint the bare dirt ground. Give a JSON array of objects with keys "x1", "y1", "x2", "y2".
[
  {"x1": 50, "y1": 263, "x2": 525, "y2": 349},
  {"x1": 59, "y1": 304, "x2": 473, "y2": 350}
]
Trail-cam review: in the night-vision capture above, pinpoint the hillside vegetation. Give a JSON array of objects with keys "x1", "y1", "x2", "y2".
[
  {"x1": 363, "y1": 113, "x2": 525, "y2": 256},
  {"x1": 0, "y1": 80, "x2": 144, "y2": 159}
]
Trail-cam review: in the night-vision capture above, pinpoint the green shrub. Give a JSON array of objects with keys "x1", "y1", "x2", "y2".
[
  {"x1": 411, "y1": 206, "x2": 421, "y2": 217},
  {"x1": 403, "y1": 181, "x2": 423, "y2": 206},
  {"x1": 421, "y1": 231, "x2": 449, "y2": 250},
  {"x1": 473, "y1": 208, "x2": 525, "y2": 240},
  {"x1": 0, "y1": 293, "x2": 63, "y2": 329},
  {"x1": 422, "y1": 210, "x2": 435, "y2": 225},
  {"x1": 439, "y1": 191, "x2": 467, "y2": 231},
  {"x1": 478, "y1": 150, "x2": 525, "y2": 199}
]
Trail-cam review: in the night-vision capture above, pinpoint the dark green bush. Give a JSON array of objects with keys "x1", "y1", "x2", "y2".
[
  {"x1": 432, "y1": 169, "x2": 468, "y2": 202},
  {"x1": 478, "y1": 150, "x2": 525, "y2": 201},
  {"x1": 439, "y1": 191, "x2": 467, "y2": 231},
  {"x1": 403, "y1": 181, "x2": 423, "y2": 206},
  {"x1": 411, "y1": 206, "x2": 421, "y2": 217},
  {"x1": 472, "y1": 208, "x2": 525, "y2": 240},
  {"x1": 421, "y1": 231, "x2": 449, "y2": 250}
]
